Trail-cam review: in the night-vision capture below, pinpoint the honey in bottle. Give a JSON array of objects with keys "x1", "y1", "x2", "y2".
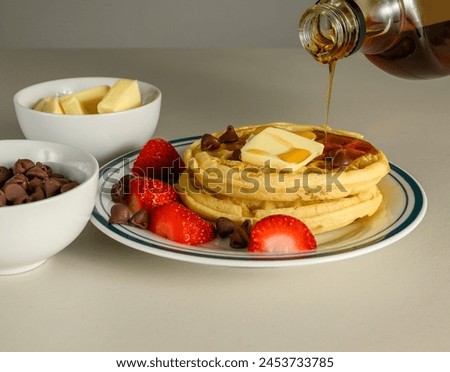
[{"x1": 298, "y1": 0, "x2": 450, "y2": 79}]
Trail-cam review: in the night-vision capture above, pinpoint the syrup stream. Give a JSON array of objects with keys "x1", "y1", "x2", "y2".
[{"x1": 325, "y1": 60, "x2": 336, "y2": 128}]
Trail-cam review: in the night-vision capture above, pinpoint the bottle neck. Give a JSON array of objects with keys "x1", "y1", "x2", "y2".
[{"x1": 299, "y1": 0, "x2": 366, "y2": 64}]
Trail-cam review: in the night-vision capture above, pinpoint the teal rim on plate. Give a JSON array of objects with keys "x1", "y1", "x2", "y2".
[{"x1": 90, "y1": 136, "x2": 427, "y2": 267}]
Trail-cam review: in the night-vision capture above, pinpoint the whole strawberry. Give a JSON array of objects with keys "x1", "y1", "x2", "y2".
[
  {"x1": 126, "y1": 177, "x2": 178, "y2": 214},
  {"x1": 132, "y1": 138, "x2": 185, "y2": 182},
  {"x1": 149, "y1": 202, "x2": 215, "y2": 245},
  {"x1": 248, "y1": 215, "x2": 317, "y2": 253}
]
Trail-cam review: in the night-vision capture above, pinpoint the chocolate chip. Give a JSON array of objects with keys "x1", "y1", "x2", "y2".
[
  {"x1": 60, "y1": 182, "x2": 79, "y2": 193},
  {"x1": 121, "y1": 174, "x2": 135, "y2": 193},
  {"x1": 0, "y1": 159, "x2": 77, "y2": 207},
  {"x1": 3, "y1": 183, "x2": 28, "y2": 202},
  {"x1": 52, "y1": 177, "x2": 70, "y2": 186},
  {"x1": 28, "y1": 177, "x2": 43, "y2": 192},
  {"x1": 0, "y1": 166, "x2": 10, "y2": 186},
  {"x1": 42, "y1": 177, "x2": 62, "y2": 198},
  {"x1": 111, "y1": 174, "x2": 135, "y2": 203},
  {"x1": 230, "y1": 226, "x2": 250, "y2": 249},
  {"x1": 129, "y1": 209, "x2": 148, "y2": 229},
  {"x1": 4, "y1": 174, "x2": 28, "y2": 191},
  {"x1": 26, "y1": 164, "x2": 50, "y2": 179},
  {"x1": 333, "y1": 149, "x2": 352, "y2": 167},
  {"x1": 240, "y1": 219, "x2": 252, "y2": 235},
  {"x1": 0, "y1": 190, "x2": 6, "y2": 207},
  {"x1": 218, "y1": 125, "x2": 239, "y2": 143},
  {"x1": 228, "y1": 149, "x2": 241, "y2": 161},
  {"x1": 13, "y1": 159, "x2": 35, "y2": 175},
  {"x1": 201, "y1": 133, "x2": 221, "y2": 151},
  {"x1": 109, "y1": 203, "x2": 131, "y2": 224},
  {"x1": 12, "y1": 193, "x2": 31, "y2": 205},
  {"x1": 111, "y1": 183, "x2": 124, "y2": 203},
  {"x1": 36, "y1": 162, "x2": 52, "y2": 176},
  {"x1": 30, "y1": 186, "x2": 46, "y2": 202},
  {"x1": 216, "y1": 217, "x2": 236, "y2": 238}
]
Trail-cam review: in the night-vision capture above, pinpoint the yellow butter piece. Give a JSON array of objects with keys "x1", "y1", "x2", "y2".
[
  {"x1": 60, "y1": 96, "x2": 87, "y2": 115},
  {"x1": 41, "y1": 97, "x2": 64, "y2": 114},
  {"x1": 33, "y1": 96, "x2": 52, "y2": 111},
  {"x1": 241, "y1": 127, "x2": 324, "y2": 172},
  {"x1": 97, "y1": 79, "x2": 141, "y2": 113},
  {"x1": 71, "y1": 85, "x2": 110, "y2": 114}
]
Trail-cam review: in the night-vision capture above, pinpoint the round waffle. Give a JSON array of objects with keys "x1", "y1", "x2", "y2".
[
  {"x1": 178, "y1": 122, "x2": 390, "y2": 233},
  {"x1": 177, "y1": 172, "x2": 382, "y2": 234}
]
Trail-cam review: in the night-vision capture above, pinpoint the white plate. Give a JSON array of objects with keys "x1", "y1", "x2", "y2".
[{"x1": 90, "y1": 136, "x2": 427, "y2": 268}]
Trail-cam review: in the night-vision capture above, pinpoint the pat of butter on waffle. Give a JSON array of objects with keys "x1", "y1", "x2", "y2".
[{"x1": 241, "y1": 127, "x2": 324, "y2": 172}]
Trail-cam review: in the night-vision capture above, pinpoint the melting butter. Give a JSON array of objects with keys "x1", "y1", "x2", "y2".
[{"x1": 240, "y1": 127, "x2": 324, "y2": 172}]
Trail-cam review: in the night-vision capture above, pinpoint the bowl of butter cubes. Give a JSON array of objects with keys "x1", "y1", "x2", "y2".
[{"x1": 13, "y1": 77, "x2": 162, "y2": 164}]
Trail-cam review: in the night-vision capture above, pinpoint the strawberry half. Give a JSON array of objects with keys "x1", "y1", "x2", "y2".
[
  {"x1": 248, "y1": 215, "x2": 317, "y2": 253},
  {"x1": 132, "y1": 138, "x2": 185, "y2": 182},
  {"x1": 126, "y1": 177, "x2": 178, "y2": 214},
  {"x1": 148, "y1": 202, "x2": 215, "y2": 245}
]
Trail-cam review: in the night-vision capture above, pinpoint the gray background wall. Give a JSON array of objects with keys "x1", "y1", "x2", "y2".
[{"x1": 0, "y1": 0, "x2": 315, "y2": 48}]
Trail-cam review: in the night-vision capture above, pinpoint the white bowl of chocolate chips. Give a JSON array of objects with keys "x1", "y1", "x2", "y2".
[{"x1": 0, "y1": 140, "x2": 98, "y2": 275}]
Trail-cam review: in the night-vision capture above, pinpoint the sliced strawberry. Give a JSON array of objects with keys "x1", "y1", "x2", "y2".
[
  {"x1": 248, "y1": 215, "x2": 317, "y2": 253},
  {"x1": 126, "y1": 177, "x2": 178, "y2": 214},
  {"x1": 132, "y1": 138, "x2": 185, "y2": 182},
  {"x1": 148, "y1": 202, "x2": 215, "y2": 245}
]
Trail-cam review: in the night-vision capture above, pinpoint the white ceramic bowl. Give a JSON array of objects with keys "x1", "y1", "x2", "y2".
[
  {"x1": 13, "y1": 77, "x2": 161, "y2": 165},
  {"x1": 0, "y1": 140, "x2": 99, "y2": 275}
]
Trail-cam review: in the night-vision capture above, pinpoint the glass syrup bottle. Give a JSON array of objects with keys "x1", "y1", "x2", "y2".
[{"x1": 298, "y1": 0, "x2": 450, "y2": 79}]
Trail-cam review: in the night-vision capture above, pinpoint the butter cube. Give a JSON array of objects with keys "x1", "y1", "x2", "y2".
[
  {"x1": 241, "y1": 127, "x2": 324, "y2": 172},
  {"x1": 41, "y1": 97, "x2": 64, "y2": 114},
  {"x1": 33, "y1": 96, "x2": 52, "y2": 111},
  {"x1": 60, "y1": 95, "x2": 87, "y2": 115},
  {"x1": 71, "y1": 85, "x2": 110, "y2": 114},
  {"x1": 97, "y1": 79, "x2": 141, "y2": 113}
]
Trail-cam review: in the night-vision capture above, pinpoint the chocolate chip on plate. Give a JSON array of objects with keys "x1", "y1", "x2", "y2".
[
  {"x1": 230, "y1": 226, "x2": 250, "y2": 249},
  {"x1": 111, "y1": 183, "x2": 124, "y2": 203},
  {"x1": 216, "y1": 217, "x2": 236, "y2": 238},
  {"x1": 109, "y1": 203, "x2": 131, "y2": 224},
  {"x1": 111, "y1": 174, "x2": 135, "y2": 203},
  {"x1": 129, "y1": 209, "x2": 148, "y2": 229},
  {"x1": 240, "y1": 219, "x2": 252, "y2": 235},
  {"x1": 333, "y1": 149, "x2": 352, "y2": 167},
  {"x1": 201, "y1": 133, "x2": 221, "y2": 151},
  {"x1": 228, "y1": 149, "x2": 241, "y2": 161},
  {"x1": 218, "y1": 125, "x2": 239, "y2": 143}
]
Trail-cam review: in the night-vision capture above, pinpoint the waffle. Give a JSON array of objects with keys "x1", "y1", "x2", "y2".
[{"x1": 178, "y1": 123, "x2": 390, "y2": 233}]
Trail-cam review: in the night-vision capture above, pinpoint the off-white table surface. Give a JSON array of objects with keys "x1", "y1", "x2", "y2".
[{"x1": 0, "y1": 49, "x2": 448, "y2": 352}]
